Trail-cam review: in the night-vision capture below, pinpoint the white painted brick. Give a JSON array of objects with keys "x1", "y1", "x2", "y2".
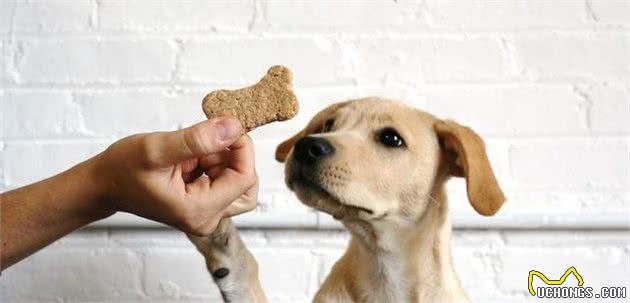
[
  {"x1": 178, "y1": 38, "x2": 348, "y2": 86},
  {"x1": 233, "y1": 190, "x2": 319, "y2": 228},
  {"x1": 2, "y1": 141, "x2": 107, "y2": 187},
  {"x1": 265, "y1": 230, "x2": 348, "y2": 248},
  {"x1": 1, "y1": 39, "x2": 10, "y2": 83},
  {"x1": 99, "y1": 0, "x2": 253, "y2": 32},
  {"x1": 588, "y1": 85, "x2": 630, "y2": 133},
  {"x1": 51, "y1": 229, "x2": 109, "y2": 248},
  {"x1": 424, "y1": 85, "x2": 588, "y2": 135},
  {"x1": 0, "y1": 141, "x2": 5, "y2": 188},
  {"x1": 15, "y1": 39, "x2": 175, "y2": 84},
  {"x1": 510, "y1": 139, "x2": 630, "y2": 190},
  {"x1": 476, "y1": 191, "x2": 630, "y2": 217},
  {"x1": 590, "y1": 0, "x2": 630, "y2": 26},
  {"x1": 12, "y1": 0, "x2": 92, "y2": 33},
  {"x1": 0, "y1": 248, "x2": 144, "y2": 301},
  {"x1": 264, "y1": 0, "x2": 426, "y2": 32},
  {"x1": 76, "y1": 90, "x2": 179, "y2": 137},
  {"x1": 2, "y1": 90, "x2": 86, "y2": 138},
  {"x1": 143, "y1": 248, "x2": 221, "y2": 300},
  {"x1": 452, "y1": 246, "x2": 499, "y2": 300},
  {"x1": 74, "y1": 89, "x2": 211, "y2": 137},
  {"x1": 423, "y1": 0, "x2": 588, "y2": 30},
  {"x1": 251, "y1": 248, "x2": 319, "y2": 301},
  {"x1": 351, "y1": 37, "x2": 507, "y2": 84},
  {"x1": 0, "y1": 1, "x2": 15, "y2": 35},
  {"x1": 510, "y1": 33, "x2": 630, "y2": 82}
]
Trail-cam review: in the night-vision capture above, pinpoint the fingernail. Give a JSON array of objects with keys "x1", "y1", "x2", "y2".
[{"x1": 216, "y1": 118, "x2": 242, "y2": 141}]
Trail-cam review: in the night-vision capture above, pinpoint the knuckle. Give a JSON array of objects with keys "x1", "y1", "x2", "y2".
[
  {"x1": 138, "y1": 134, "x2": 161, "y2": 167},
  {"x1": 185, "y1": 124, "x2": 211, "y2": 155}
]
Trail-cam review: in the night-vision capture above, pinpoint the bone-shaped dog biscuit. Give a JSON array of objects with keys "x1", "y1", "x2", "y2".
[{"x1": 202, "y1": 65, "x2": 299, "y2": 132}]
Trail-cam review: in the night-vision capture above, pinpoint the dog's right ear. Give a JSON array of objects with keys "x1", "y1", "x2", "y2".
[{"x1": 275, "y1": 101, "x2": 349, "y2": 162}]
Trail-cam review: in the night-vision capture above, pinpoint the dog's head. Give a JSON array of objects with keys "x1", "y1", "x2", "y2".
[{"x1": 275, "y1": 98, "x2": 504, "y2": 226}]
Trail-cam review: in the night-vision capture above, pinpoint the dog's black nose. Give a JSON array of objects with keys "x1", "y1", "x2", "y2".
[{"x1": 293, "y1": 137, "x2": 335, "y2": 164}]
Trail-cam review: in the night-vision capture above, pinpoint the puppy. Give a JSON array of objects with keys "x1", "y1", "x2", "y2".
[{"x1": 189, "y1": 97, "x2": 505, "y2": 303}]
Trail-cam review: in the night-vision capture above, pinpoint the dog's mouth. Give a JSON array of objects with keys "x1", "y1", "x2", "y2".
[{"x1": 290, "y1": 176, "x2": 374, "y2": 220}]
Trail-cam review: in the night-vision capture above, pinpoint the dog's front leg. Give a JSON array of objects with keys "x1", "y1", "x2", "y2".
[{"x1": 187, "y1": 218, "x2": 268, "y2": 303}]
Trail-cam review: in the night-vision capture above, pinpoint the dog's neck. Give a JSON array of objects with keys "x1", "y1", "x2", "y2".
[{"x1": 341, "y1": 186, "x2": 468, "y2": 302}]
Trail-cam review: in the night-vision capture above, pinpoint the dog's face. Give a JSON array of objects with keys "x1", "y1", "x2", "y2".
[{"x1": 276, "y1": 98, "x2": 504, "y2": 226}]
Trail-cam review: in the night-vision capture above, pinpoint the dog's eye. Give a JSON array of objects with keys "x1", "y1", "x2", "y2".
[
  {"x1": 321, "y1": 119, "x2": 335, "y2": 133},
  {"x1": 377, "y1": 128, "x2": 405, "y2": 148}
]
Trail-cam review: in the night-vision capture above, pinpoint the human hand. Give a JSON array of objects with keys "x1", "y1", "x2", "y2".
[{"x1": 94, "y1": 118, "x2": 258, "y2": 235}]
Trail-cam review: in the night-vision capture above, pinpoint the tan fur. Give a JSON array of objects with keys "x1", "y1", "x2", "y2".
[{"x1": 190, "y1": 97, "x2": 505, "y2": 303}]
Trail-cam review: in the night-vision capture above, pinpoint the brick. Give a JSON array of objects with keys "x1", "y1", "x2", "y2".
[
  {"x1": 51, "y1": 229, "x2": 110, "y2": 248},
  {"x1": 475, "y1": 191, "x2": 630, "y2": 217},
  {"x1": 0, "y1": 1, "x2": 15, "y2": 35},
  {"x1": 76, "y1": 90, "x2": 177, "y2": 137},
  {"x1": 452, "y1": 246, "x2": 499, "y2": 301},
  {"x1": 510, "y1": 33, "x2": 630, "y2": 82},
  {"x1": 2, "y1": 90, "x2": 86, "y2": 138},
  {"x1": 423, "y1": 0, "x2": 587, "y2": 30},
  {"x1": 503, "y1": 230, "x2": 630, "y2": 247},
  {"x1": 143, "y1": 248, "x2": 221, "y2": 299},
  {"x1": 12, "y1": 0, "x2": 92, "y2": 33},
  {"x1": 1, "y1": 39, "x2": 11, "y2": 83},
  {"x1": 265, "y1": 230, "x2": 348, "y2": 248},
  {"x1": 351, "y1": 37, "x2": 506, "y2": 84},
  {"x1": 99, "y1": 0, "x2": 253, "y2": 32},
  {"x1": 510, "y1": 139, "x2": 630, "y2": 190},
  {"x1": 0, "y1": 248, "x2": 143, "y2": 301},
  {"x1": 264, "y1": 0, "x2": 426, "y2": 32},
  {"x1": 233, "y1": 190, "x2": 319, "y2": 228},
  {"x1": 589, "y1": 0, "x2": 630, "y2": 26},
  {"x1": 178, "y1": 38, "x2": 347, "y2": 86},
  {"x1": 0, "y1": 140, "x2": 4, "y2": 187},
  {"x1": 251, "y1": 248, "x2": 319, "y2": 301},
  {"x1": 588, "y1": 85, "x2": 630, "y2": 133},
  {"x1": 75, "y1": 89, "x2": 212, "y2": 137},
  {"x1": 15, "y1": 38, "x2": 175, "y2": 84},
  {"x1": 2, "y1": 141, "x2": 108, "y2": 187},
  {"x1": 424, "y1": 85, "x2": 588, "y2": 136}
]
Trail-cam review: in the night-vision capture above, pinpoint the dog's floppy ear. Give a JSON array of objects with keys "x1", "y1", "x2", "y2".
[
  {"x1": 434, "y1": 120, "x2": 505, "y2": 216},
  {"x1": 275, "y1": 101, "x2": 350, "y2": 162}
]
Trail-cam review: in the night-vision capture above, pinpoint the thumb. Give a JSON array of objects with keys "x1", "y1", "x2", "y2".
[{"x1": 147, "y1": 117, "x2": 242, "y2": 166}]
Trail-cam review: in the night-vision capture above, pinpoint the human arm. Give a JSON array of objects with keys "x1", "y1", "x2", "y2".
[{"x1": 0, "y1": 118, "x2": 258, "y2": 270}]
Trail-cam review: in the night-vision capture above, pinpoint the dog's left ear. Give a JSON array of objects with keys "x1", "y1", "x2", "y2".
[
  {"x1": 434, "y1": 120, "x2": 505, "y2": 216},
  {"x1": 275, "y1": 101, "x2": 350, "y2": 162}
]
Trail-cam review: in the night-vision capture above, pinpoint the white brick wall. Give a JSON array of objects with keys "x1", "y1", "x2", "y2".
[{"x1": 1, "y1": 0, "x2": 629, "y2": 302}]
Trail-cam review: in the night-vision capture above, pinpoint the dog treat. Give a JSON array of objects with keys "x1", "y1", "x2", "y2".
[{"x1": 202, "y1": 65, "x2": 299, "y2": 132}]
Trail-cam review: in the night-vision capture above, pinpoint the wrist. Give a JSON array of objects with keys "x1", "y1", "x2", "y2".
[{"x1": 68, "y1": 153, "x2": 117, "y2": 222}]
